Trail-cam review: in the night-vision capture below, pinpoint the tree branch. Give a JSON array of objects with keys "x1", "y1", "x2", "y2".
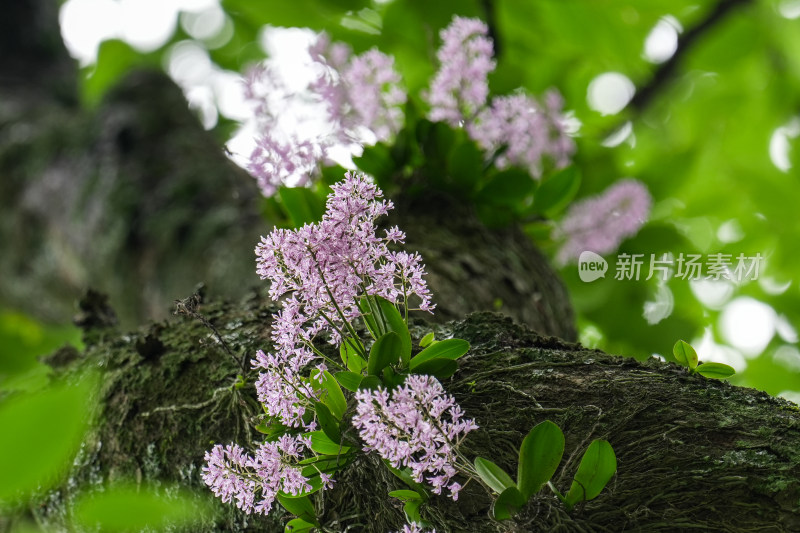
[{"x1": 629, "y1": 0, "x2": 753, "y2": 112}]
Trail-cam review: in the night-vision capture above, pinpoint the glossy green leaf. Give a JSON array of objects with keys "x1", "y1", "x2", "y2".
[
  {"x1": 696, "y1": 362, "x2": 736, "y2": 379},
  {"x1": 358, "y1": 375, "x2": 382, "y2": 391},
  {"x1": 0, "y1": 376, "x2": 94, "y2": 502},
  {"x1": 518, "y1": 420, "x2": 565, "y2": 500},
  {"x1": 313, "y1": 402, "x2": 341, "y2": 443},
  {"x1": 299, "y1": 454, "x2": 353, "y2": 477},
  {"x1": 492, "y1": 486, "x2": 526, "y2": 520},
  {"x1": 368, "y1": 331, "x2": 401, "y2": 376},
  {"x1": 419, "y1": 332, "x2": 435, "y2": 348},
  {"x1": 388, "y1": 489, "x2": 424, "y2": 502},
  {"x1": 340, "y1": 339, "x2": 367, "y2": 373},
  {"x1": 409, "y1": 338, "x2": 470, "y2": 370},
  {"x1": 335, "y1": 371, "x2": 363, "y2": 392},
  {"x1": 285, "y1": 517, "x2": 316, "y2": 532},
  {"x1": 410, "y1": 358, "x2": 458, "y2": 379},
  {"x1": 375, "y1": 296, "x2": 412, "y2": 366},
  {"x1": 532, "y1": 165, "x2": 581, "y2": 216},
  {"x1": 673, "y1": 340, "x2": 699, "y2": 370},
  {"x1": 474, "y1": 457, "x2": 516, "y2": 494},
  {"x1": 276, "y1": 494, "x2": 318, "y2": 525},
  {"x1": 308, "y1": 431, "x2": 350, "y2": 455},
  {"x1": 73, "y1": 484, "x2": 203, "y2": 532},
  {"x1": 278, "y1": 186, "x2": 324, "y2": 227},
  {"x1": 319, "y1": 370, "x2": 347, "y2": 420},
  {"x1": 564, "y1": 440, "x2": 617, "y2": 510},
  {"x1": 403, "y1": 499, "x2": 424, "y2": 524}
]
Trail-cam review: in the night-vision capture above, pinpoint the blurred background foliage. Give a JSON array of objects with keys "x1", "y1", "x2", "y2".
[
  {"x1": 9, "y1": 0, "x2": 800, "y2": 399},
  {"x1": 2, "y1": 0, "x2": 799, "y2": 527}
]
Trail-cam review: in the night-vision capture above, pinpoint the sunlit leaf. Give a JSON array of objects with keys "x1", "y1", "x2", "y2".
[
  {"x1": 72, "y1": 484, "x2": 205, "y2": 532},
  {"x1": 696, "y1": 362, "x2": 736, "y2": 379}
]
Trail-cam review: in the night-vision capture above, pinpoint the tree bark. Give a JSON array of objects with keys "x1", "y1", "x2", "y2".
[{"x1": 25, "y1": 291, "x2": 800, "y2": 533}]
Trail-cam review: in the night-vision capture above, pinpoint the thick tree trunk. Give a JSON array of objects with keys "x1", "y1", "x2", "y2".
[{"x1": 27, "y1": 291, "x2": 800, "y2": 533}]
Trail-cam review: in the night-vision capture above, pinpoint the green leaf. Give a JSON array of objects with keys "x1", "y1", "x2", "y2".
[
  {"x1": 411, "y1": 358, "x2": 458, "y2": 379},
  {"x1": 353, "y1": 143, "x2": 395, "y2": 185},
  {"x1": 357, "y1": 296, "x2": 382, "y2": 339},
  {"x1": 419, "y1": 332, "x2": 435, "y2": 348},
  {"x1": 285, "y1": 517, "x2": 316, "y2": 532},
  {"x1": 358, "y1": 375, "x2": 382, "y2": 391},
  {"x1": 374, "y1": 296, "x2": 413, "y2": 367},
  {"x1": 0, "y1": 376, "x2": 95, "y2": 503},
  {"x1": 493, "y1": 486, "x2": 526, "y2": 520},
  {"x1": 403, "y1": 499, "x2": 424, "y2": 524},
  {"x1": 475, "y1": 168, "x2": 535, "y2": 205},
  {"x1": 276, "y1": 494, "x2": 318, "y2": 525},
  {"x1": 319, "y1": 371, "x2": 347, "y2": 420},
  {"x1": 73, "y1": 484, "x2": 204, "y2": 532},
  {"x1": 299, "y1": 453, "x2": 352, "y2": 472},
  {"x1": 696, "y1": 362, "x2": 736, "y2": 379},
  {"x1": 340, "y1": 340, "x2": 367, "y2": 373},
  {"x1": 278, "y1": 186, "x2": 324, "y2": 227},
  {"x1": 474, "y1": 457, "x2": 516, "y2": 494},
  {"x1": 384, "y1": 462, "x2": 427, "y2": 494},
  {"x1": 409, "y1": 338, "x2": 470, "y2": 370},
  {"x1": 518, "y1": 420, "x2": 565, "y2": 500},
  {"x1": 564, "y1": 440, "x2": 617, "y2": 510},
  {"x1": 388, "y1": 489, "x2": 424, "y2": 502},
  {"x1": 335, "y1": 371, "x2": 363, "y2": 392},
  {"x1": 82, "y1": 40, "x2": 158, "y2": 107},
  {"x1": 368, "y1": 331, "x2": 401, "y2": 376},
  {"x1": 308, "y1": 431, "x2": 350, "y2": 455},
  {"x1": 673, "y1": 340, "x2": 699, "y2": 370},
  {"x1": 532, "y1": 166, "x2": 581, "y2": 216},
  {"x1": 313, "y1": 402, "x2": 341, "y2": 443},
  {"x1": 448, "y1": 140, "x2": 484, "y2": 193}
]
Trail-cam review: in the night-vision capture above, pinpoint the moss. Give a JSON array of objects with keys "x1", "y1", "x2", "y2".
[{"x1": 28, "y1": 293, "x2": 800, "y2": 532}]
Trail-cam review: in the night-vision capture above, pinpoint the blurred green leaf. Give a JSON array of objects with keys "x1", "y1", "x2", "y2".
[
  {"x1": 278, "y1": 186, "x2": 325, "y2": 227},
  {"x1": 73, "y1": 484, "x2": 204, "y2": 532},
  {"x1": 0, "y1": 375, "x2": 95, "y2": 503},
  {"x1": 532, "y1": 166, "x2": 581, "y2": 216}
]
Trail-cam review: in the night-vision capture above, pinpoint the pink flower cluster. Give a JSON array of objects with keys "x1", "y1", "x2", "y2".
[
  {"x1": 427, "y1": 17, "x2": 575, "y2": 176},
  {"x1": 201, "y1": 435, "x2": 321, "y2": 516},
  {"x1": 254, "y1": 172, "x2": 433, "y2": 427},
  {"x1": 244, "y1": 34, "x2": 406, "y2": 197},
  {"x1": 353, "y1": 375, "x2": 478, "y2": 501},
  {"x1": 426, "y1": 16, "x2": 495, "y2": 126},
  {"x1": 554, "y1": 179, "x2": 652, "y2": 265}
]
